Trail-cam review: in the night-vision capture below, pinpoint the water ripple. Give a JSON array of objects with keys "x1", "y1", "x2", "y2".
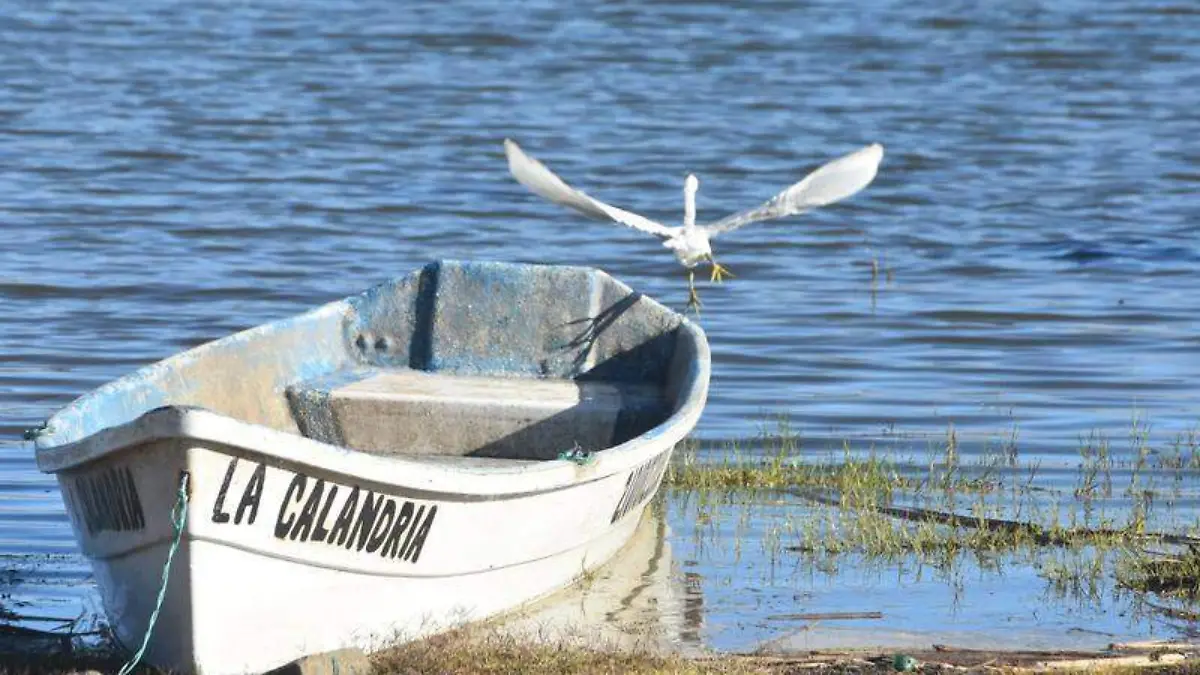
[{"x1": 0, "y1": 0, "x2": 1198, "y2": 635}]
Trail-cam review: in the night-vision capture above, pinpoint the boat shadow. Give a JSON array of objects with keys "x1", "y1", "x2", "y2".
[
  {"x1": 562, "y1": 292, "x2": 643, "y2": 374},
  {"x1": 466, "y1": 293, "x2": 677, "y2": 460}
]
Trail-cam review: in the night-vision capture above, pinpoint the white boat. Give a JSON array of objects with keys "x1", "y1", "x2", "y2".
[{"x1": 30, "y1": 260, "x2": 710, "y2": 675}]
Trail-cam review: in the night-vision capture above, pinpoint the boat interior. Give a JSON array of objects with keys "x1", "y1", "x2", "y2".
[
  {"x1": 41, "y1": 262, "x2": 706, "y2": 464},
  {"x1": 286, "y1": 368, "x2": 669, "y2": 461},
  {"x1": 284, "y1": 261, "x2": 694, "y2": 461}
]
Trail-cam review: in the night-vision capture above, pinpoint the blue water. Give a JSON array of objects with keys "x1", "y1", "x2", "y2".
[{"x1": 1, "y1": 0, "x2": 1197, "y2": 652}]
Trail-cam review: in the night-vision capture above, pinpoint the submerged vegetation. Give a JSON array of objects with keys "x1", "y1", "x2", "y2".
[
  {"x1": 1118, "y1": 547, "x2": 1200, "y2": 601},
  {"x1": 662, "y1": 415, "x2": 1200, "y2": 620}
]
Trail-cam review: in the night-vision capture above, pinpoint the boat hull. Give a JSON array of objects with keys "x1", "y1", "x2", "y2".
[
  {"x1": 54, "y1": 415, "x2": 679, "y2": 674},
  {"x1": 34, "y1": 261, "x2": 709, "y2": 675}
]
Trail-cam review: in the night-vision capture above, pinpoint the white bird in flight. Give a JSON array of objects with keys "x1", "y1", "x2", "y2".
[{"x1": 504, "y1": 138, "x2": 884, "y2": 311}]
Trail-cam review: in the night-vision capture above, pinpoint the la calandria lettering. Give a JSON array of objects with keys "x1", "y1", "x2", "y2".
[
  {"x1": 66, "y1": 465, "x2": 146, "y2": 535},
  {"x1": 610, "y1": 452, "x2": 670, "y2": 524},
  {"x1": 211, "y1": 457, "x2": 438, "y2": 564}
]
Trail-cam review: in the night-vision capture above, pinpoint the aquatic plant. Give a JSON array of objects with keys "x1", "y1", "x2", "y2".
[{"x1": 664, "y1": 415, "x2": 1200, "y2": 617}]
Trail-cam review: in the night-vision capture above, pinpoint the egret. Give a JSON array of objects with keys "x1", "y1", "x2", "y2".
[{"x1": 503, "y1": 138, "x2": 884, "y2": 311}]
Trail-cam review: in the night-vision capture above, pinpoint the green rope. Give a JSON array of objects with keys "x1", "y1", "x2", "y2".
[
  {"x1": 556, "y1": 446, "x2": 594, "y2": 465},
  {"x1": 117, "y1": 471, "x2": 189, "y2": 675}
]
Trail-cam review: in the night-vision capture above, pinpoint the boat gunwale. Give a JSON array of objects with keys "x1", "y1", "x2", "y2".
[{"x1": 32, "y1": 266, "x2": 711, "y2": 498}]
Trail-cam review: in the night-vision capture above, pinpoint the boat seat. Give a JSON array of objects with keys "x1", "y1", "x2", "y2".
[{"x1": 285, "y1": 368, "x2": 668, "y2": 461}]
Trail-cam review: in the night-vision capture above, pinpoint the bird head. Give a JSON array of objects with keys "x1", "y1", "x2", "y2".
[{"x1": 684, "y1": 174, "x2": 699, "y2": 196}]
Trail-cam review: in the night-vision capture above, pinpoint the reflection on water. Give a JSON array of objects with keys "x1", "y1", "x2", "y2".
[
  {"x1": 494, "y1": 492, "x2": 1196, "y2": 656},
  {"x1": 663, "y1": 491, "x2": 1196, "y2": 654},
  {"x1": 681, "y1": 570, "x2": 705, "y2": 648},
  {"x1": 494, "y1": 502, "x2": 702, "y2": 655}
]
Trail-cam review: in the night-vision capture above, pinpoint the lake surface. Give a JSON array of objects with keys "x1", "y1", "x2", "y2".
[{"x1": 1, "y1": 0, "x2": 1197, "y2": 652}]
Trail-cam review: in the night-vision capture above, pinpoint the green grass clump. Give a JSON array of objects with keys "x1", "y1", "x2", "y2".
[
  {"x1": 1117, "y1": 548, "x2": 1200, "y2": 599},
  {"x1": 664, "y1": 417, "x2": 925, "y2": 498},
  {"x1": 666, "y1": 440, "x2": 910, "y2": 496}
]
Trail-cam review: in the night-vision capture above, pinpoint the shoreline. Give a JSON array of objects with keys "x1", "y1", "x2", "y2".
[{"x1": 3, "y1": 631, "x2": 1198, "y2": 675}]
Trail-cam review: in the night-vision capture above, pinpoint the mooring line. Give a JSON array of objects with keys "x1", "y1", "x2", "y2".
[{"x1": 117, "y1": 471, "x2": 190, "y2": 675}]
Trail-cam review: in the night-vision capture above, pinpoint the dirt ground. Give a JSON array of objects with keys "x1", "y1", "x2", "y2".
[{"x1": 0, "y1": 632, "x2": 1198, "y2": 674}]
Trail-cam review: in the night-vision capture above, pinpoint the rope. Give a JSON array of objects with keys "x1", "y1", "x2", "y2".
[
  {"x1": 557, "y1": 443, "x2": 594, "y2": 465},
  {"x1": 117, "y1": 471, "x2": 190, "y2": 675},
  {"x1": 557, "y1": 447, "x2": 594, "y2": 465}
]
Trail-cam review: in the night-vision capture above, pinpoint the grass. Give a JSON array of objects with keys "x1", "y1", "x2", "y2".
[
  {"x1": 370, "y1": 626, "x2": 763, "y2": 675},
  {"x1": 662, "y1": 416, "x2": 1200, "y2": 612},
  {"x1": 665, "y1": 433, "x2": 914, "y2": 495},
  {"x1": 2, "y1": 629, "x2": 1199, "y2": 675},
  {"x1": 363, "y1": 413, "x2": 1200, "y2": 672},
  {"x1": 1118, "y1": 547, "x2": 1200, "y2": 599},
  {"x1": 10, "y1": 637, "x2": 1200, "y2": 675},
  {"x1": 366, "y1": 625, "x2": 1200, "y2": 675}
]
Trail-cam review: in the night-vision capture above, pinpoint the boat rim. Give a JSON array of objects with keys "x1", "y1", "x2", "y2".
[{"x1": 31, "y1": 265, "x2": 711, "y2": 499}]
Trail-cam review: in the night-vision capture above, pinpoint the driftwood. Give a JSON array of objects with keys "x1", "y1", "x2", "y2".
[
  {"x1": 766, "y1": 611, "x2": 883, "y2": 621},
  {"x1": 1140, "y1": 598, "x2": 1200, "y2": 622},
  {"x1": 790, "y1": 488, "x2": 1200, "y2": 548},
  {"x1": 1030, "y1": 653, "x2": 1187, "y2": 670},
  {"x1": 1109, "y1": 639, "x2": 1200, "y2": 652}
]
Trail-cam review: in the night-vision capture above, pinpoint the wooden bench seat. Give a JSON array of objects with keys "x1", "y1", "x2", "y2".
[{"x1": 286, "y1": 369, "x2": 667, "y2": 460}]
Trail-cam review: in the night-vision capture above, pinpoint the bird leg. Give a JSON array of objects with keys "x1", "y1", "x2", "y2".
[{"x1": 686, "y1": 268, "x2": 702, "y2": 313}]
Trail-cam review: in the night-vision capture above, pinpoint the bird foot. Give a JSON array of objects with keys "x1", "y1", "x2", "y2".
[
  {"x1": 709, "y1": 261, "x2": 734, "y2": 283},
  {"x1": 686, "y1": 285, "x2": 702, "y2": 315}
]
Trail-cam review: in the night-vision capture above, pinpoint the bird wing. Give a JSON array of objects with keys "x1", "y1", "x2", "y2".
[
  {"x1": 504, "y1": 139, "x2": 677, "y2": 238},
  {"x1": 701, "y1": 143, "x2": 884, "y2": 237}
]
